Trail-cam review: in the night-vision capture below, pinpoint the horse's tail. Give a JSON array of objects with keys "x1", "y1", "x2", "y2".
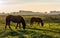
[
  {"x1": 21, "y1": 18, "x2": 26, "y2": 29},
  {"x1": 5, "y1": 16, "x2": 11, "y2": 29},
  {"x1": 6, "y1": 16, "x2": 10, "y2": 25}
]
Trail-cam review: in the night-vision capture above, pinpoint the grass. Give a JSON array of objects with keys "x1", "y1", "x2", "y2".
[
  {"x1": 0, "y1": 15, "x2": 60, "y2": 38},
  {"x1": 0, "y1": 23, "x2": 60, "y2": 38}
]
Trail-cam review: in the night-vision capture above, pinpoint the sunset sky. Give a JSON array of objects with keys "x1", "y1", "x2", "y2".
[{"x1": 0, "y1": 0, "x2": 60, "y2": 13}]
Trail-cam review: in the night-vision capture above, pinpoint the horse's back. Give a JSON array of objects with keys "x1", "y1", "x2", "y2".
[
  {"x1": 6, "y1": 15, "x2": 23, "y2": 19},
  {"x1": 30, "y1": 17, "x2": 43, "y2": 24},
  {"x1": 6, "y1": 15, "x2": 24, "y2": 23},
  {"x1": 31, "y1": 17, "x2": 42, "y2": 21}
]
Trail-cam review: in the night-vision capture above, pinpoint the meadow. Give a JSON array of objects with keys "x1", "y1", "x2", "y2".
[{"x1": 0, "y1": 15, "x2": 60, "y2": 38}]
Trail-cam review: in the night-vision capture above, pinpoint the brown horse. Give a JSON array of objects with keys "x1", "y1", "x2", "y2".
[
  {"x1": 5, "y1": 15, "x2": 26, "y2": 30},
  {"x1": 30, "y1": 17, "x2": 44, "y2": 26}
]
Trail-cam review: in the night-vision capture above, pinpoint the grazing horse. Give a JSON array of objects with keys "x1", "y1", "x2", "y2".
[
  {"x1": 5, "y1": 15, "x2": 26, "y2": 30},
  {"x1": 30, "y1": 17, "x2": 44, "y2": 26}
]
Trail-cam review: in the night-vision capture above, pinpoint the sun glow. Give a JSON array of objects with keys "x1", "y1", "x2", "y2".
[
  {"x1": 0, "y1": 0, "x2": 3, "y2": 3},
  {"x1": 0, "y1": 0, "x2": 5, "y2": 4}
]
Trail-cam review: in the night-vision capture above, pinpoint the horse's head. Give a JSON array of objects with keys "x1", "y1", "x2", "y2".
[{"x1": 41, "y1": 20, "x2": 44, "y2": 27}]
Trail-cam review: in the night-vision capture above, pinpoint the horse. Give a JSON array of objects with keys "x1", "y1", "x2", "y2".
[
  {"x1": 30, "y1": 17, "x2": 44, "y2": 27},
  {"x1": 5, "y1": 15, "x2": 26, "y2": 30}
]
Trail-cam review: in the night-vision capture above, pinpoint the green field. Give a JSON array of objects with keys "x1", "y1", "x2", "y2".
[{"x1": 0, "y1": 15, "x2": 60, "y2": 38}]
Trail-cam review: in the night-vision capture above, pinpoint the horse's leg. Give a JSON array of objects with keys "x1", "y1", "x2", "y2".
[
  {"x1": 5, "y1": 23, "x2": 8, "y2": 30},
  {"x1": 8, "y1": 22, "x2": 12, "y2": 30},
  {"x1": 19, "y1": 23, "x2": 21, "y2": 29},
  {"x1": 16, "y1": 23, "x2": 18, "y2": 29},
  {"x1": 5, "y1": 25, "x2": 7, "y2": 30},
  {"x1": 9, "y1": 24, "x2": 12, "y2": 30},
  {"x1": 5, "y1": 24, "x2": 12, "y2": 30}
]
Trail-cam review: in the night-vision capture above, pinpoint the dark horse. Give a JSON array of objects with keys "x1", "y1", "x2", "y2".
[
  {"x1": 30, "y1": 17, "x2": 44, "y2": 26},
  {"x1": 5, "y1": 15, "x2": 26, "y2": 30}
]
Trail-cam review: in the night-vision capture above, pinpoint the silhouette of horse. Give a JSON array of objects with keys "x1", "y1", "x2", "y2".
[
  {"x1": 30, "y1": 17, "x2": 44, "y2": 26},
  {"x1": 5, "y1": 15, "x2": 26, "y2": 30}
]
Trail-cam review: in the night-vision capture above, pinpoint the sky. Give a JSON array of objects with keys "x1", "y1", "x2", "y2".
[{"x1": 0, "y1": 0, "x2": 60, "y2": 13}]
